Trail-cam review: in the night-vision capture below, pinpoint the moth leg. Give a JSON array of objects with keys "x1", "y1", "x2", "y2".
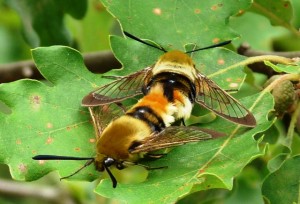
[
  {"x1": 145, "y1": 153, "x2": 167, "y2": 159},
  {"x1": 60, "y1": 159, "x2": 94, "y2": 180},
  {"x1": 181, "y1": 119, "x2": 186, "y2": 126},
  {"x1": 224, "y1": 89, "x2": 238, "y2": 93},
  {"x1": 137, "y1": 163, "x2": 168, "y2": 170}
]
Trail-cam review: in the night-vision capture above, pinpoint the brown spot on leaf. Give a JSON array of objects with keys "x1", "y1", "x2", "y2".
[
  {"x1": 46, "y1": 122, "x2": 53, "y2": 129},
  {"x1": 199, "y1": 169, "x2": 205, "y2": 173},
  {"x1": 194, "y1": 8, "x2": 201, "y2": 14},
  {"x1": 32, "y1": 150, "x2": 37, "y2": 154},
  {"x1": 16, "y1": 139, "x2": 21, "y2": 145},
  {"x1": 18, "y1": 163, "x2": 27, "y2": 173},
  {"x1": 238, "y1": 10, "x2": 245, "y2": 15},
  {"x1": 283, "y1": 2, "x2": 289, "y2": 8},
  {"x1": 226, "y1": 78, "x2": 232, "y2": 82},
  {"x1": 46, "y1": 137, "x2": 53, "y2": 144},
  {"x1": 153, "y1": 8, "x2": 162, "y2": 15},
  {"x1": 212, "y1": 38, "x2": 220, "y2": 44},
  {"x1": 30, "y1": 95, "x2": 41, "y2": 110},
  {"x1": 32, "y1": 95, "x2": 41, "y2": 104},
  {"x1": 89, "y1": 138, "x2": 96, "y2": 143},
  {"x1": 66, "y1": 126, "x2": 71, "y2": 131},
  {"x1": 211, "y1": 3, "x2": 223, "y2": 11},
  {"x1": 217, "y1": 58, "x2": 225, "y2": 65},
  {"x1": 75, "y1": 147, "x2": 81, "y2": 152}
]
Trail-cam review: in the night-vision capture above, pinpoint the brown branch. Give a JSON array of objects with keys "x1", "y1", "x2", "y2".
[
  {"x1": 238, "y1": 43, "x2": 300, "y2": 77},
  {"x1": 0, "y1": 178, "x2": 75, "y2": 204},
  {"x1": 238, "y1": 43, "x2": 300, "y2": 58},
  {"x1": 0, "y1": 51, "x2": 121, "y2": 83}
]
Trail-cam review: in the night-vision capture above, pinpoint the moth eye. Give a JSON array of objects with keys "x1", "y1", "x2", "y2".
[{"x1": 116, "y1": 163, "x2": 125, "y2": 170}]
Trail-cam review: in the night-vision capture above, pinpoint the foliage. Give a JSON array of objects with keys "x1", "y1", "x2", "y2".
[{"x1": 0, "y1": 0, "x2": 299, "y2": 203}]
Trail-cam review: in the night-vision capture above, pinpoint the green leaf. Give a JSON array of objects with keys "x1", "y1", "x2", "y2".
[
  {"x1": 0, "y1": 1, "x2": 275, "y2": 203},
  {"x1": 265, "y1": 60, "x2": 300, "y2": 74},
  {"x1": 0, "y1": 46, "x2": 104, "y2": 181},
  {"x1": 101, "y1": 0, "x2": 252, "y2": 50},
  {"x1": 0, "y1": 41, "x2": 273, "y2": 202},
  {"x1": 229, "y1": 12, "x2": 288, "y2": 51},
  {"x1": 7, "y1": 0, "x2": 87, "y2": 47},
  {"x1": 251, "y1": 0, "x2": 299, "y2": 35},
  {"x1": 66, "y1": 1, "x2": 115, "y2": 52},
  {"x1": 262, "y1": 155, "x2": 300, "y2": 204}
]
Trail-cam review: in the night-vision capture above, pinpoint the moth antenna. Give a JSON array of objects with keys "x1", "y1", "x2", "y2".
[
  {"x1": 32, "y1": 155, "x2": 94, "y2": 160},
  {"x1": 185, "y1": 40, "x2": 231, "y2": 54},
  {"x1": 124, "y1": 31, "x2": 167, "y2": 53},
  {"x1": 32, "y1": 155, "x2": 95, "y2": 180}
]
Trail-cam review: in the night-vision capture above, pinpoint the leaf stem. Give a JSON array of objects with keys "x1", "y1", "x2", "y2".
[
  {"x1": 209, "y1": 55, "x2": 294, "y2": 78},
  {"x1": 285, "y1": 101, "x2": 300, "y2": 151}
]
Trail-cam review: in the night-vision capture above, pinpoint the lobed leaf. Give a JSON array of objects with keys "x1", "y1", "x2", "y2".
[
  {"x1": 101, "y1": 0, "x2": 252, "y2": 50},
  {"x1": 6, "y1": 0, "x2": 87, "y2": 47},
  {"x1": 262, "y1": 155, "x2": 300, "y2": 204}
]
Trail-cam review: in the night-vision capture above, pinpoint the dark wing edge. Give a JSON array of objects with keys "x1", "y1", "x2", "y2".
[
  {"x1": 82, "y1": 67, "x2": 152, "y2": 107},
  {"x1": 130, "y1": 126, "x2": 226, "y2": 153},
  {"x1": 195, "y1": 73, "x2": 256, "y2": 127}
]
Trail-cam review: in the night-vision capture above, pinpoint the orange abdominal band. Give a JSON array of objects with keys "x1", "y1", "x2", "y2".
[
  {"x1": 135, "y1": 93, "x2": 169, "y2": 115},
  {"x1": 173, "y1": 90, "x2": 185, "y2": 105}
]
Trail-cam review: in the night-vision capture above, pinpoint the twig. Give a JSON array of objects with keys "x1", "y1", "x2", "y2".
[
  {"x1": 238, "y1": 43, "x2": 300, "y2": 77},
  {"x1": 0, "y1": 51, "x2": 121, "y2": 83},
  {"x1": 238, "y1": 43, "x2": 300, "y2": 58},
  {"x1": 0, "y1": 178, "x2": 75, "y2": 204}
]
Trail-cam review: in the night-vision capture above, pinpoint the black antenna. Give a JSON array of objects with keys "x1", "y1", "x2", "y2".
[
  {"x1": 32, "y1": 155, "x2": 95, "y2": 180},
  {"x1": 185, "y1": 40, "x2": 232, "y2": 54},
  {"x1": 32, "y1": 155, "x2": 94, "y2": 160},
  {"x1": 124, "y1": 31, "x2": 167, "y2": 53}
]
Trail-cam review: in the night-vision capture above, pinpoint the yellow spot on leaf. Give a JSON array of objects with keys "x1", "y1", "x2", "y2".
[
  {"x1": 213, "y1": 38, "x2": 220, "y2": 44},
  {"x1": 46, "y1": 137, "x2": 53, "y2": 144},
  {"x1": 89, "y1": 138, "x2": 96, "y2": 143},
  {"x1": 46, "y1": 122, "x2": 53, "y2": 129},
  {"x1": 39, "y1": 160, "x2": 45, "y2": 165},
  {"x1": 217, "y1": 58, "x2": 225, "y2": 65},
  {"x1": 229, "y1": 83, "x2": 239, "y2": 88},
  {"x1": 211, "y1": 3, "x2": 223, "y2": 11},
  {"x1": 153, "y1": 8, "x2": 162, "y2": 15},
  {"x1": 18, "y1": 163, "x2": 27, "y2": 173},
  {"x1": 194, "y1": 8, "x2": 201, "y2": 14}
]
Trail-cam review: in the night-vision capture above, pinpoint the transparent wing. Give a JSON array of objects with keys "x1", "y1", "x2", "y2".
[
  {"x1": 82, "y1": 67, "x2": 152, "y2": 107},
  {"x1": 88, "y1": 102, "x2": 128, "y2": 138},
  {"x1": 195, "y1": 73, "x2": 256, "y2": 127},
  {"x1": 130, "y1": 126, "x2": 225, "y2": 153}
]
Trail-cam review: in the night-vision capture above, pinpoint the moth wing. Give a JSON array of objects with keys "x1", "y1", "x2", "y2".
[
  {"x1": 88, "y1": 102, "x2": 130, "y2": 138},
  {"x1": 82, "y1": 67, "x2": 152, "y2": 107},
  {"x1": 130, "y1": 126, "x2": 225, "y2": 153},
  {"x1": 195, "y1": 73, "x2": 256, "y2": 127}
]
